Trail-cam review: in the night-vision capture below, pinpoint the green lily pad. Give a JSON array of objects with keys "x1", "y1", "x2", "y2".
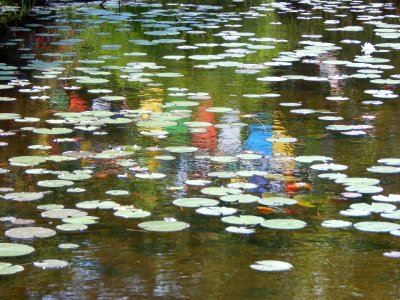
[
  {"x1": 37, "y1": 204, "x2": 64, "y2": 210},
  {"x1": 0, "y1": 262, "x2": 24, "y2": 275},
  {"x1": 367, "y1": 166, "x2": 400, "y2": 174},
  {"x1": 258, "y1": 197, "x2": 297, "y2": 207},
  {"x1": 56, "y1": 223, "x2": 88, "y2": 231},
  {"x1": 225, "y1": 226, "x2": 255, "y2": 234},
  {"x1": 173, "y1": 197, "x2": 219, "y2": 208},
  {"x1": 9, "y1": 156, "x2": 47, "y2": 167},
  {"x1": 3, "y1": 192, "x2": 44, "y2": 202},
  {"x1": 105, "y1": 190, "x2": 129, "y2": 196},
  {"x1": 196, "y1": 206, "x2": 237, "y2": 216},
  {"x1": 5, "y1": 227, "x2": 56, "y2": 239},
  {"x1": 227, "y1": 182, "x2": 258, "y2": 189},
  {"x1": 372, "y1": 194, "x2": 400, "y2": 203},
  {"x1": 114, "y1": 209, "x2": 151, "y2": 219},
  {"x1": 41, "y1": 209, "x2": 87, "y2": 219},
  {"x1": 354, "y1": 221, "x2": 400, "y2": 233},
  {"x1": 221, "y1": 215, "x2": 264, "y2": 225},
  {"x1": 211, "y1": 156, "x2": 238, "y2": 163},
  {"x1": 135, "y1": 173, "x2": 166, "y2": 179},
  {"x1": 201, "y1": 186, "x2": 242, "y2": 196},
  {"x1": 220, "y1": 194, "x2": 260, "y2": 203},
  {"x1": 76, "y1": 200, "x2": 119, "y2": 210},
  {"x1": 58, "y1": 173, "x2": 91, "y2": 181},
  {"x1": 165, "y1": 146, "x2": 198, "y2": 153},
  {"x1": 33, "y1": 128, "x2": 73, "y2": 135},
  {"x1": 0, "y1": 113, "x2": 20, "y2": 120},
  {"x1": 260, "y1": 219, "x2": 307, "y2": 230},
  {"x1": 377, "y1": 158, "x2": 400, "y2": 166},
  {"x1": 345, "y1": 185, "x2": 383, "y2": 194},
  {"x1": 311, "y1": 163, "x2": 348, "y2": 171},
  {"x1": 62, "y1": 216, "x2": 99, "y2": 225},
  {"x1": 138, "y1": 220, "x2": 190, "y2": 232},
  {"x1": 33, "y1": 259, "x2": 70, "y2": 270},
  {"x1": 250, "y1": 260, "x2": 293, "y2": 272},
  {"x1": 207, "y1": 171, "x2": 237, "y2": 179},
  {"x1": 185, "y1": 179, "x2": 211, "y2": 186},
  {"x1": 0, "y1": 243, "x2": 35, "y2": 257},
  {"x1": 58, "y1": 243, "x2": 79, "y2": 249},
  {"x1": 37, "y1": 180, "x2": 74, "y2": 188},
  {"x1": 295, "y1": 155, "x2": 333, "y2": 163},
  {"x1": 321, "y1": 220, "x2": 353, "y2": 228},
  {"x1": 381, "y1": 211, "x2": 400, "y2": 220},
  {"x1": 335, "y1": 177, "x2": 380, "y2": 186}
]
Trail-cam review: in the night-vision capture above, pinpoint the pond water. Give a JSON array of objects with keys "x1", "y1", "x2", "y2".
[{"x1": 1, "y1": 0, "x2": 400, "y2": 298}]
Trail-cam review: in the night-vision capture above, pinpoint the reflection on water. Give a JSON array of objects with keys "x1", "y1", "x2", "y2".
[{"x1": 1, "y1": 0, "x2": 400, "y2": 299}]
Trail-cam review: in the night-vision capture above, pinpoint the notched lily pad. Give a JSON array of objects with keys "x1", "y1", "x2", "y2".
[
  {"x1": 5, "y1": 227, "x2": 56, "y2": 239},
  {"x1": 138, "y1": 220, "x2": 190, "y2": 232},
  {"x1": 0, "y1": 243, "x2": 35, "y2": 257},
  {"x1": 0, "y1": 262, "x2": 24, "y2": 275}
]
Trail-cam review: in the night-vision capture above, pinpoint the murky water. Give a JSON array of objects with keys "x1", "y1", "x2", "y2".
[{"x1": 1, "y1": 0, "x2": 400, "y2": 298}]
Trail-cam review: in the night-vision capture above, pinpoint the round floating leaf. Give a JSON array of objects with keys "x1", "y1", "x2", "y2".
[
  {"x1": 350, "y1": 203, "x2": 396, "y2": 213},
  {"x1": 135, "y1": 173, "x2": 166, "y2": 179},
  {"x1": 354, "y1": 221, "x2": 400, "y2": 233},
  {"x1": 33, "y1": 128, "x2": 73, "y2": 135},
  {"x1": 58, "y1": 173, "x2": 91, "y2": 181},
  {"x1": 211, "y1": 156, "x2": 238, "y2": 163},
  {"x1": 221, "y1": 215, "x2": 264, "y2": 225},
  {"x1": 62, "y1": 216, "x2": 99, "y2": 225},
  {"x1": 9, "y1": 156, "x2": 47, "y2": 167},
  {"x1": 367, "y1": 166, "x2": 400, "y2": 174},
  {"x1": 345, "y1": 185, "x2": 383, "y2": 194},
  {"x1": 321, "y1": 220, "x2": 353, "y2": 229},
  {"x1": 5, "y1": 227, "x2": 56, "y2": 239},
  {"x1": 220, "y1": 194, "x2": 260, "y2": 203},
  {"x1": 56, "y1": 223, "x2": 88, "y2": 231},
  {"x1": 311, "y1": 163, "x2": 348, "y2": 171},
  {"x1": 227, "y1": 182, "x2": 258, "y2": 189},
  {"x1": 165, "y1": 146, "x2": 198, "y2": 153},
  {"x1": 250, "y1": 260, "x2": 293, "y2": 272},
  {"x1": 207, "y1": 171, "x2": 237, "y2": 179},
  {"x1": 37, "y1": 204, "x2": 64, "y2": 210},
  {"x1": 226, "y1": 226, "x2": 255, "y2": 234},
  {"x1": 0, "y1": 262, "x2": 24, "y2": 275},
  {"x1": 0, "y1": 243, "x2": 35, "y2": 257},
  {"x1": 196, "y1": 206, "x2": 237, "y2": 216},
  {"x1": 381, "y1": 210, "x2": 400, "y2": 220},
  {"x1": 105, "y1": 190, "x2": 129, "y2": 196},
  {"x1": 377, "y1": 158, "x2": 400, "y2": 166},
  {"x1": 260, "y1": 219, "x2": 307, "y2": 230},
  {"x1": 335, "y1": 177, "x2": 380, "y2": 186},
  {"x1": 372, "y1": 194, "x2": 400, "y2": 203},
  {"x1": 41, "y1": 209, "x2": 87, "y2": 219},
  {"x1": 33, "y1": 259, "x2": 69, "y2": 270},
  {"x1": 185, "y1": 179, "x2": 211, "y2": 186},
  {"x1": 114, "y1": 209, "x2": 151, "y2": 219},
  {"x1": 3, "y1": 192, "x2": 44, "y2": 202},
  {"x1": 76, "y1": 200, "x2": 119, "y2": 210},
  {"x1": 201, "y1": 186, "x2": 242, "y2": 196},
  {"x1": 258, "y1": 197, "x2": 297, "y2": 207},
  {"x1": 138, "y1": 220, "x2": 189, "y2": 232},
  {"x1": 173, "y1": 197, "x2": 219, "y2": 208},
  {"x1": 58, "y1": 243, "x2": 79, "y2": 250},
  {"x1": 38, "y1": 180, "x2": 74, "y2": 188},
  {"x1": 340, "y1": 209, "x2": 371, "y2": 217}
]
